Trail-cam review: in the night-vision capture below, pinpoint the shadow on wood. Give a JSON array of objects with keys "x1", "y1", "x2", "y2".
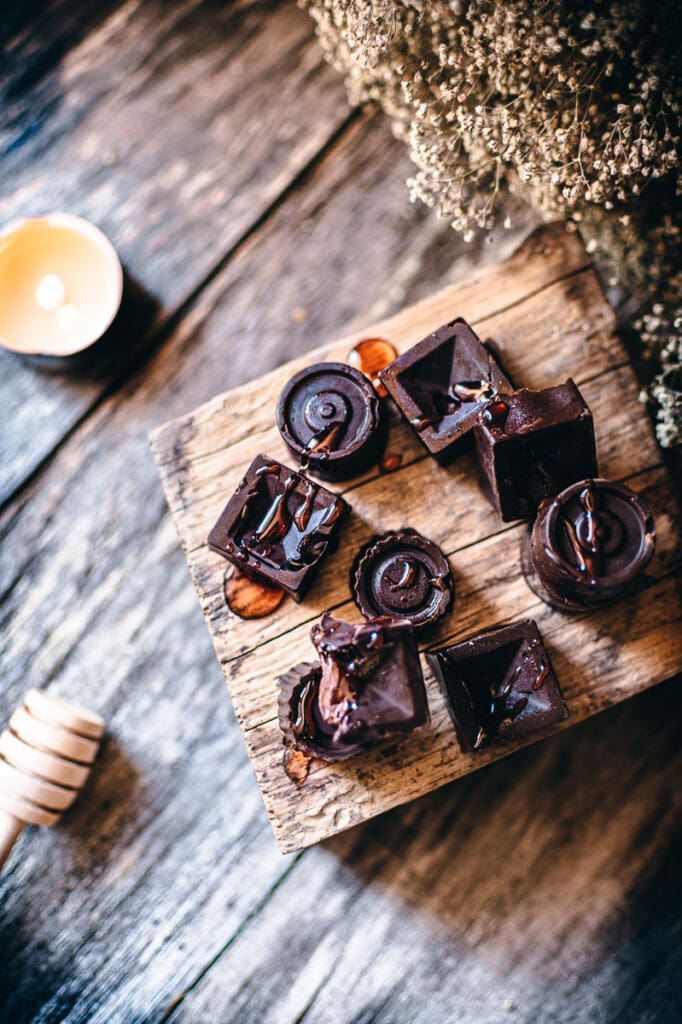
[{"x1": 322, "y1": 676, "x2": 682, "y2": 1012}]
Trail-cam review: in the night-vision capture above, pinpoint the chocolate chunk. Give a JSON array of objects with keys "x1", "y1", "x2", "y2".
[
  {"x1": 351, "y1": 529, "x2": 454, "y2": 631},
  {"x1": 427, "y1": 619, "x2": 567, "y2": 753},
  {"x1": 378, "y1": 318, "x2": 512, "y2": 461},
  {"x1": 276, "y1": 361, "x2": 386, "y2": 480},
  {"x1": 278, "y1": 615, "x2": 429, "y2": 762},
  {"x1": 473, "y1": 379, "x2": 598, "y2": 522},
  {"x1": 522, "y1": 477, "x2": 656, "y2": 611},
  {"x1": 207, "y1": 454, "x2": 347, "y2": 601}
]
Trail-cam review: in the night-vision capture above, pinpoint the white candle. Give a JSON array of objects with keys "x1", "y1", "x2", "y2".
[{"x1": 0, "y1": 213, "x2": 123, "y2": 358}]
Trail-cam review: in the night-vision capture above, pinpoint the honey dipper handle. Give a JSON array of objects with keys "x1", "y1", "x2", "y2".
[{"x1": 0, "y1": 809, "x2": 24, "y2": 871}]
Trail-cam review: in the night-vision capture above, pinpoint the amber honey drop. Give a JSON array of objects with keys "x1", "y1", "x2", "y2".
[
  {"x1": 380, "y1": 452, "x2": 403, "y2": 473},
  {"x1": 223, "y1": 565, "x2": 285, "y2": 619},
  {"x1": 348, "y1": 337, "x2": 398, "y2": 397},
  {"x1": 283, "y1": 746, "x2": 312, "y2": 786}
]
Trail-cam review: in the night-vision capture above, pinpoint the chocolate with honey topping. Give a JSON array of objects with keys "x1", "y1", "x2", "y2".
[
  {"x1": 426, "y1": 619, "x2": 567, "y2": 753},
  {"x1": 378, "y1": 318, "x2": 512, "y2": 461},
  {"x1": 474, "y1": 379, "x2": 598, "y2": 522},
  {"x1": 522, "y1": 477, "x2": 656, "y2": 612},
  {"x1": 278, "y1": 614, "x2": 429, "y2": 762},
  {"x1": 351, "y1": 528, "x2": 454, "y2": 631},
  {"x1": 207, "y1": 454, "x2": 347, "y2": 601},
  {"x1": 276, "y1": 361, "x2": 386, "y2": 481}
]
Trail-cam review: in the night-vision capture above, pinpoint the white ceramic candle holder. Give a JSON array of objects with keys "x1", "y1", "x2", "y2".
[{"x1": 0, "y1": 213, "x2": 123, "y2": 365}]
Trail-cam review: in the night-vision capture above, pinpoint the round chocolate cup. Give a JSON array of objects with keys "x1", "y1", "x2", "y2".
[
  {"x1": 523, "y1": 478, "x2": 655, "y2": 612},
  {"x1": 276, "y1": 361, "x2": 385, "y2": 481},
  {"x1": 351, "y1": 528, "x2": 454, "y2": 630},
  {"x1": 277, "y1": 662, "x2": 365, "y2": 762}
]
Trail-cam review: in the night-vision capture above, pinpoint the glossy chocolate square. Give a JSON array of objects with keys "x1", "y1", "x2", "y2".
[
  {"x1": 378, "y1": 318, "x2": 511, "y2": 460},
  {"x1": 207, "y1": 454, "x2": 348, "y2": 601},
  {"x1": 473, "y1": 379, "x2": 597, "y2": 522},
  {"x1": 426, "y1": 619, "x2": 567, "y2": 753}
]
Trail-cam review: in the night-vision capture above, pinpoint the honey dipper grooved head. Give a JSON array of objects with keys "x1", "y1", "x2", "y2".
[{"x1": 0, "y1": 690, "x2": 105, "y2": 871}]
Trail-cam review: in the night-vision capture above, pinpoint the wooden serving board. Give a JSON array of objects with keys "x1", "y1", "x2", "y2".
[{"x1": 150, "y1": 224, "x2": 682, "y2": 854}]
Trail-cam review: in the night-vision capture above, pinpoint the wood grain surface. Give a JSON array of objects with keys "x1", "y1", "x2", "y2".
[
  {"x1": 151, "y1": 223, "x2": 682, "y2": 854},
  {"x1": 2, "y1": 3, "x2": 681, "y2": 1022}
]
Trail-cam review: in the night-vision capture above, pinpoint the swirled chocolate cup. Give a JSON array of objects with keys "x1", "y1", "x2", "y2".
[
  {"x1": 522, "y1": 478, "x2": 656, "y2": 612},
  {"x1": 276, "y1": 361, "x2": 386, "y2": 480},
  {"x1": 278, "y1": 615, "x2": 429, "y2": 763},
  {"x1": 351, "y1": 529, "x2": 454, "y2": 631}
]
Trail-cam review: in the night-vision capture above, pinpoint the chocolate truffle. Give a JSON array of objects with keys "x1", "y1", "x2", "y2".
[
  {"x1": 278, "y1": 614, "x2": 429, "y2": 762},
  {"x1": 473, "y1": 379, "x2": 598, "y2": 522},
  {"x1": 378, "y1": 318, "x2": 512, "y2": 461},
  {"x1": 522, "y1": 477, "x2": 656, "y2": 611},
  {"x1": 207, "y1": 454, "x2": 347, "y2": 601},
  {"x1": 351, "y1": 528, "x2": 454, "y2": 631},
  {"x1": 276, "y1": 361, "x2": 385, "y2": 480},
  {"x1": 426, "y1": 619, "x2": 567, "y2": 753}
]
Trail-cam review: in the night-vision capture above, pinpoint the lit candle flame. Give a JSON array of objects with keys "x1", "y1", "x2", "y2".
[{"x1": 35, "y1": 274, "x2": 66, "y2": 311}]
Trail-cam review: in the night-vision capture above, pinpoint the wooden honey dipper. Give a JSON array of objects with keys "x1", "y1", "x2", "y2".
[{"x1": 0, "y1": 689, "x2": 105, "y2": 870}]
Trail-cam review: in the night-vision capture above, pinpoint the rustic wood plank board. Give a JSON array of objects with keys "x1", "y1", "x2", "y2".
[{"x1": 151, "y1": 223, "x2": 682, "y2": 854}]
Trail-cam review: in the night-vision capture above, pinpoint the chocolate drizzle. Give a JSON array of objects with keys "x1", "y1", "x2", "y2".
[{"x1": 524, "y1": 477, "x2": 656, "y2": 612}]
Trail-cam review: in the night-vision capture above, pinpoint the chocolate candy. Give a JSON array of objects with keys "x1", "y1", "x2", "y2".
[
  {"x1": 278, "y1": 614, "x2": 429, "y2": 762},
  {"x1": 427, "y1": 619, "x2": 567, "y2": 753},
  {"x1": 522, "y1": 477, "x2": 656, "y2": 611},
  {"x1": 276, "y1": 361, "x2": 385, "y2": 480},
  {"x1": 378, "y1": 318, "x2": 511, "y2": 461},
  {"x1": 473, "y1": 379, "x2": 598, "y2": 522},
  {"x1": 207, "y1": 454, "x2": 347, "y2": 601},
  {"x1": 351, "y1": 528, "x2": 454, "y2": 631}
]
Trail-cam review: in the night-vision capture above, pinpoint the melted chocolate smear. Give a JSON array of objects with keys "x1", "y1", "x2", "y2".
[
  {"x1": 304, "y1": 421, "x2": 345, "y2": 456},
  {"x1": 283, "y1": 746, "x2": 312, "y2": 786},
  {"x1": 293, "y1": 481, "x2": 317, "y2": 531},
  {"x1": 452, "y1": 380, "x2": 494, "y2": 403},
  {"x1": 223, "y1": 565, "x2": 285, "y2": 619},
  {"x1": 410, "y1": 413, "x2": 442, "y2": 432},
  {"x1": 348, "y1": 337, "x2": 398, "y2": 397},
  {"x1": 254, "y1": 474, "x2": 298, "y2": 543}
]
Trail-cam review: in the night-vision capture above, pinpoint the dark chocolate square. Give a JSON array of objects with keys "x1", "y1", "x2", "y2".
[
  {"x1": 207, "y1": 454, "x2": 348, "y2": 601},
  {"x1": 473, "y1": 379, "x2": 597, "y2": 521},
  {"x1": 378, "y1": 318, "x2": 511, "y2": 461},
  {"x1": 426, "y1": 619, "x2": 567, "y2": 753}
]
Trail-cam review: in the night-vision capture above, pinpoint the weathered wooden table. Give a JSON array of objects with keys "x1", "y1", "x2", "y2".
[{"x1": 1, "y1": 4, "x2": 681, "y2": 1023}]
